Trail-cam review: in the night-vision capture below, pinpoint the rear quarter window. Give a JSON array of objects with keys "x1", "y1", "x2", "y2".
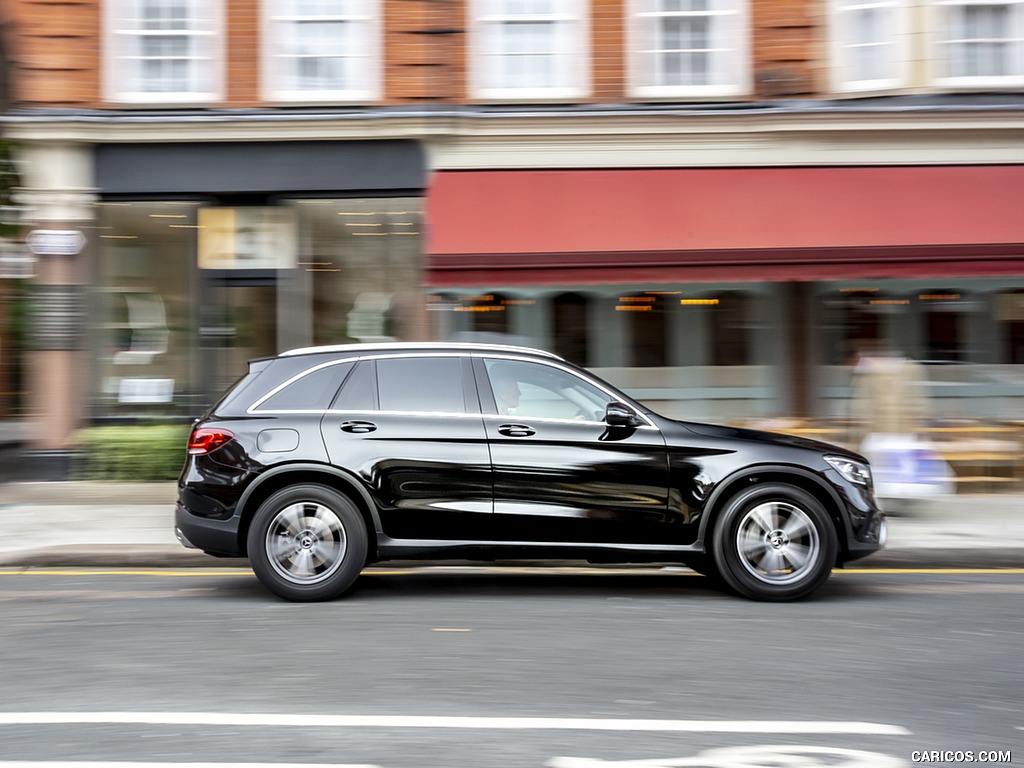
[{"x1": 255, "y1": 362, "x2": 354, "y2": 411}]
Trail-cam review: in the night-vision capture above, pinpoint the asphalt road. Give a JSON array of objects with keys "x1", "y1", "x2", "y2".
[{"x1": 0, "y1": 566, "x2": 1020, "y2": 768}]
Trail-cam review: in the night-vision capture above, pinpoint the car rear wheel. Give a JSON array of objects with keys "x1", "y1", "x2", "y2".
[
  {"x1": 247, "y1": 484, "x2": 367, "y2": 602},
  {"x1": 712, "y1": 483, "x2": 837, "y2": 602}
]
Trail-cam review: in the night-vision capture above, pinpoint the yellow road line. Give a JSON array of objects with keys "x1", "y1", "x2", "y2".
[{"x1": 837, "y1": 567, "x2": 1024, "y2": 575}]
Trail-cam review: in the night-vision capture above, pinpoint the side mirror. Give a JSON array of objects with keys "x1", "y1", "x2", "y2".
[{"x1": 605, "y1": 402, "x2": 642, "y2": 428}]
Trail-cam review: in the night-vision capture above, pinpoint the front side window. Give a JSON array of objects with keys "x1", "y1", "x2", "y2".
[
  {"x1": 933, "y1": 0, "x2": 1024, "y2": 86},
  {"x1": 262, "y1": 0, "x2": 381, "y2": 101},
  {"x1": 377, "y1": 357, "x2": 466, "y2": 413},
  {"x1": 471, "y1": 0, "x2": 589, "y2": 99},
  {"x1": 629, "y1": 0, "x2": 750, "y2": 97},
  {"x1": 104, "y1": 0, "x2": 223, "y2": 103},
  {"x1": 484, "y1": 358, "x2": 613, "y2": 421},
  {"x1": 830, "y1": 0, "x2": 910, "y2": 91}
]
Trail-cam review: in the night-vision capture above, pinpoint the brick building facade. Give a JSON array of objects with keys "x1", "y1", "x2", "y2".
[{"x1": 0, "y1": 0, "x2": 1023, "y2": 470}]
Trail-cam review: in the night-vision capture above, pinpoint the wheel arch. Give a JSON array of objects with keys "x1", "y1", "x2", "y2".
[
  {"x1": 235, "y1": 463, "x2": 382, "y2": 560},
  {"x1": 698, "y1": 465, "x2": 850, "y2": 561}
]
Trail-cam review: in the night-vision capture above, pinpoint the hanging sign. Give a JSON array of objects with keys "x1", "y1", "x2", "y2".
[{"x1": 27, "y1": 229, "x2": 86, "y2": 257}]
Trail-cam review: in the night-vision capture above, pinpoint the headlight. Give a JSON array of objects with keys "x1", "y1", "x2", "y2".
[{"x1": 825, "y1": 455, "x2": 873, "y2": 487}]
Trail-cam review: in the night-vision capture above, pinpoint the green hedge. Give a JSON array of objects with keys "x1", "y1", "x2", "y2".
[{"x1": 72, "y1": 424, "x2": 191, "y2": 481}]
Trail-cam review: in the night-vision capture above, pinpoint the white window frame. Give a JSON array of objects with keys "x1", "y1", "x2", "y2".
[
  {"x1": 262, "y1": 0, "x2": 382, "y2": 102},
  {"x1": 103, "y1": 0, "x2": 224, "y2": 104},
  {"x1": 829, "y1": 0, "x2": 911, "y2": 93},
  {"x1": 930, "y1": 0, "x2": 1024, "y2": 88},
  {"x1": 627, "y1": 0, "x2": 751, "y2": 99},
  {"x1": 470, "y1": 0, "x2": 590, "y2": 101}
]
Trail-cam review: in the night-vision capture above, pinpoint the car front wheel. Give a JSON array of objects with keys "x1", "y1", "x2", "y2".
[
  {"x1": 247, "y1": 484, "x2": 368, "y2": 602},
  {"x1": 712, "y1": 483, "x2": 837, "y2": 601}
]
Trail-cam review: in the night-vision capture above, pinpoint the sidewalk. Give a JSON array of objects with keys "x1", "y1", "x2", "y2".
[{"x1": 1, "y1": 481, "x2": 1023, "y2": 569}]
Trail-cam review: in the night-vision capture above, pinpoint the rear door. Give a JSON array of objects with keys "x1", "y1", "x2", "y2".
[{"x1": 320, "y1": 355, "x2": 493, "y2": 540}]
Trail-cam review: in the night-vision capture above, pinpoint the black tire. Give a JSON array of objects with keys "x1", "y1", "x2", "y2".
[
  {"x1": 247, "y1": 484, "x2": 368, "y2": 602},
  {"x1": 711, "y1": 483, "x2": 837, "y2": 602}
]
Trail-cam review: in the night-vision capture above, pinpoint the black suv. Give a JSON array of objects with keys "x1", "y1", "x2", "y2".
[{"x1": 176, "y1": 342, "x2": 885, "y2": 602}]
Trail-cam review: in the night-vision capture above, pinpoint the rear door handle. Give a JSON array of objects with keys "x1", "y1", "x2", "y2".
[
  {"x1": 498, "y1": 424, "x2": 536, "y2": 437},
  {"x1": 340, "y1": 420, "x2": 377, "y2": 434}
]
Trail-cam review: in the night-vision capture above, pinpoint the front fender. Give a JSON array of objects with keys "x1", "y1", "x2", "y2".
[{"x1": 697, "y1": 464, "x2": 849, "y2": 547}]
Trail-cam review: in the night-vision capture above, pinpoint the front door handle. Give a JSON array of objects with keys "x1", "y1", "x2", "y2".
[
  {"x1": 340, "y1": 420, "x2": 377, "y2": 434},
  {"x1": 498, "y1": 424, "x2": 536, "y2": 437}
]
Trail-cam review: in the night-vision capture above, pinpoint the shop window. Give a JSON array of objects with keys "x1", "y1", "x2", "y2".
[
  {"x1": 104, "y1": 0, "x2": 224, "y2": 103},
  {"x1": 628, "y1": 0, "x2": 751, "y2": 98},
  {"x1": 94, "y1": 201, "x2": 201, "y2": 414},
  {"x1": 828, "y1": 0, "x2": 910, "y2": 92},
  {"x1": 293, "y1": 198, "x2": 424, "y2": 347},
  {"x1": 921, "y1": 289, "x2": 966, "y2": 362},
  {"x1": 709, "y1": 291, "x2": 751, "y2": 366},
  {"x1": 464, "y1": 293, "x2": 510, "y2": 336},
  {"x1": 997, "y1": 289, "x2": 1024, "y2": 364},
  {"x1": 470, "y1": 0, "x2": 589, "y2": 100},
  {"x1": 619, "y1": 292, "x2": 668, "y2": 367},
  {"x1": 262, "y1": 0, "x2": 381, "y2": 102},
  {"x1": 553, "y1": 292, "x2": 590, "y2": 367},
  {"x1": 821, "y1": 289, "x2": 897, "y2": 365},
  {"x1": 933, "y1": 0, "x2": 1024, "y2": 87}
]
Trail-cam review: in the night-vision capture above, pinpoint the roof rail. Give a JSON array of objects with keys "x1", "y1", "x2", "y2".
[{"x1": 280, "y1": 341, "x2": 562, "y2": 359}]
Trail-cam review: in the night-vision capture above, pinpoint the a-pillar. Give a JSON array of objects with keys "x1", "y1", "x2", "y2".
[{"x1": 14, "y1": 142, "x2": 96, "y2": 479}]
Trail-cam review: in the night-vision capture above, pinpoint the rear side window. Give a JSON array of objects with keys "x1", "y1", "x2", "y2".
[
  {"x1": 256, "y1": 362, "x2": 353, "y2": 411},
  {"x1": 376, "y1": 357, "x2": 466, "y2": 413}
]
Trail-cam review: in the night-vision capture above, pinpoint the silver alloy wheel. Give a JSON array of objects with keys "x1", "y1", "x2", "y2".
[
  {"x1": 265, "y1": 501, "x2": 348, "y2": 586},
  {"x1": 736, "y1": 501, "x2": 821, "y2": 586}
]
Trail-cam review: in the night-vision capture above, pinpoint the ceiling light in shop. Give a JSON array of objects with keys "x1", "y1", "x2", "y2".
[{"x1": 680, "y1": 299, "x2": 719, "y2": 305}]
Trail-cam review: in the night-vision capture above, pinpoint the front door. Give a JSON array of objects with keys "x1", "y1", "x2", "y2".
[{"x1": 477, "y1": 357, "x2": 678, "y2": 544}]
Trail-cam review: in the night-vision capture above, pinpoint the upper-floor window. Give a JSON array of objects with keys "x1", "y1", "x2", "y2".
[
  {"x1": 830, "y1": 0, "x2": 911, "y2": 91},
  {"x1": 470, "y1": 0, "x2": 589, "y2": 100},
  {"x1": 932, "y1": 0, "x2": 1024, "y2": 86},
  {"x1": 628, "y1": 0, "x2": 750, "y2": 98},
  {"x1": 262, "y1": 0, "x2": 381, "y2": 101},
  {"x1": 104, "y1": 0, "x2": 223, "y2": 103}
]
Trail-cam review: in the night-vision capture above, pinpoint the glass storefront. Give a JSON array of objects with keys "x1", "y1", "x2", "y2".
[{"x1": 91, "y1": 197, "x2": 424, "y2": 419}]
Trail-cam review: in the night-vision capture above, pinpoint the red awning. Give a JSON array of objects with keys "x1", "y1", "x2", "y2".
[{"x1": 425, "y1": 166, "x2": 1024, "y2": 286}]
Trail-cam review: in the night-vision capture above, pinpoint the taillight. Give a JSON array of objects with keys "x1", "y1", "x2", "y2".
[{"x1": 187, "y1": 427, "x2": 235, "y2": 455}]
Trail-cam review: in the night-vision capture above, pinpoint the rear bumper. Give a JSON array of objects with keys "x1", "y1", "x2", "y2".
[{"x1": 175, "y1": 502, "x2": 244, "y2": 557}]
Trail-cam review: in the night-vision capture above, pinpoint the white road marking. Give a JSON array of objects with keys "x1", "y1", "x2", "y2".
[
  {"x1": 0, "y1": 712, "x2": 910, "y2": 735},
  {"x1": 0, "y1": 764, "x2": 379, "y2": 768}
]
